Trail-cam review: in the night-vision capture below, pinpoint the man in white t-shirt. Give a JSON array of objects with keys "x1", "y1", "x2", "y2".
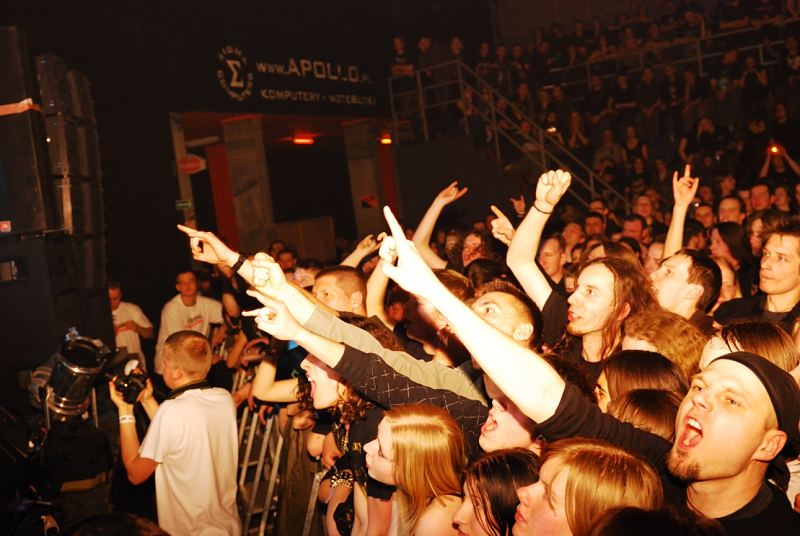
[
  {"x1": 154, "y1": 271, "x2": 224, "y2": 374},
  {"x1": 109, "y1": 280, "x2": 153, "y2": 363},
  {"x1": 110, "y1": 331, "x2": 240, "y2": 536}
]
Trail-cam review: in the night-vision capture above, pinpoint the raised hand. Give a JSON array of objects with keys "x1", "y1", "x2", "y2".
[
  {"x1": 108, "y1": 381, "x2": 132, "y2": 411},
  {"x1": 250, "y1": 252, "x2": 289, "y2": 299},
  {"x1": 510, "y1": 195, "x2": 526, "y2": 215},
  {"x1": 534, "y1": 170, "x2": 571, "y2": 213},
  {"x1": 177, "y1": 225, "x2": 238, "y2": 266},
  {"x1": 380, "y1": 206, "x2": 441, "y2": 296},
  {"x1": 672, "y1": 164, "x2": 699, "y2": 208},
  {"x1": 433, "y1": 181, "x2": 468, "y2": 207},
  {"x1": 354, "y1": 234, "x2": 381, "y2": 255},
  {"x1": 242, "y1": 298, "x2": 302, "y2": 342},
  {"x1": 136, "y1": 378, "x2": 154, "y2": 405},
  {"x1": 490, "y1": 205, "x2": 516, "y2": 245}
]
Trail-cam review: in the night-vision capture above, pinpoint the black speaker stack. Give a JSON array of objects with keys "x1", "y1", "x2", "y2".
[{"x1": 0, "y1": 26, "x2": 113, "y2": 405}]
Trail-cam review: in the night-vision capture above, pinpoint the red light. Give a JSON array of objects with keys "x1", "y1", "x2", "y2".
[
  {"x1": 293, "y1": 137, "x2": 314, "y2": 145},
  {"x1": 380, "y1": 137, "x2": 392, "y2": 145},
  {"x1": 770, "y1": 146, "x2": 779, "y2": 153}
]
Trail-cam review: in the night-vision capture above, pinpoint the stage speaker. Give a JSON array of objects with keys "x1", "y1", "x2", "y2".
[
  {"x1": 0, "y1": 27, "x2": 55, "y2": 235},
  {"x1": 0, "y1": 234, "x2": 83, "y2": 382}
]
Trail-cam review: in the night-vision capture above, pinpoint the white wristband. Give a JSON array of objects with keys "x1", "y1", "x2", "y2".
[{"x1": 119, "y1": 415, "x2": 135, "y2": 424}]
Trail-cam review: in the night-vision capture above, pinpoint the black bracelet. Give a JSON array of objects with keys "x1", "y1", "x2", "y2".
[
  {"x1": 231, "y1": 253, "x2": 246, "y2": 273},
  {"x1": 533, "y1": 202, "x2": 552, "y2": 215}
]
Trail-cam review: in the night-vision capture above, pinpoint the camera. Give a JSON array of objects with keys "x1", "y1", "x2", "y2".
[{"x1": 107, "y1": 359, "x2": 148, "y2": 404}]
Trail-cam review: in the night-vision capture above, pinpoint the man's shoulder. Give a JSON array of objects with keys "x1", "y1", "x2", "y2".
[
  {"x1": 196, "y1": 294, "x2": 222, "y2": 308},
  {"x1": 714, "y1": 295, "x2": 765, "y2": 322},
  {"x1": 162, "y1": 294, "x2": 183, "y2": 311}
]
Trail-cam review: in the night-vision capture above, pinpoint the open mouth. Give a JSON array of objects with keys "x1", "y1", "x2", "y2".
[
  {"x1": 567, "y1": 310, "x2": 580, "y2": 322},
  {"x1": 481, "y1": 414, "x2": 498, "y2": 434},
  {"x1": 679, "y1": 416, "x2": 703, "y2": 448}
]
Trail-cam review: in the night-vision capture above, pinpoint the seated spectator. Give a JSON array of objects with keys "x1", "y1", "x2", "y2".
[
  {"x1": 750, "y1": 0, "x2": 784, "y2": 42},
  {"x1": 475, "y1": 41, "x2": 496, "y2": 81},
  {"x1": 759, "y1": 145, "x2": 800, "y2": 185},
  {"x1": 771, "y1": 102, "x2": 800, "y2": 158},
  {"x1": 740, "y1": 55, "x2": 769, "y2": 118},
  {"x1": 593, "y1": 128, "x2": 626, "y2": 173},
  {"x1": 453, "y1": 448, "x2": 540, "y2": 536},
  {"x1": 508, "y1": 43, "x2": 530, "y2": 88},
  {"x1": 566, "y1": 111, "x2": 592, "y2": 164},
  {"x1": 678, "y1": 117, "x2": 732, "y2": 166},
  {"x1": 607, "y1": 389, "x2": 684, "y2": 441},
  {"x1": 587, "y1": 33, "x2": 617, "y2": 63},
  {"x1": 660, "y1": 0, "x2": 685, "y2": 39}
]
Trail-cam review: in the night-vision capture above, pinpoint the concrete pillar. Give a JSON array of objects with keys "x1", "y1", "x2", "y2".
[
  {"x1": 343, "y1": 120, "x2": 385, "y2": 238},
  {"x1": 221, "y1": 115, "x2": 275, "y2": 254}
]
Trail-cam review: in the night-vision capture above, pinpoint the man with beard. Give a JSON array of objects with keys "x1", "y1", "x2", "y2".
[
  {"x1": 504, "y1": 170, "x2": 659, "y2": 381},
  {"x1": 376, "y1": 198, "x2": 800, "y2": 535}
]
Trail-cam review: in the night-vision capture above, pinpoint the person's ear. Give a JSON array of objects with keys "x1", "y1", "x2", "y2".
[
  {"x1": 350, "y1": 291, "x2": 364, "y2": 312},
  {"x1": 512, "y1": 323, "x2": 534, "y2": 344},
  {"x1": 753, "y1": 429, "x2": 787, "y2": 462},
  {"x1": 686, "y1": 283, "x2": 704, "y2": 301}
]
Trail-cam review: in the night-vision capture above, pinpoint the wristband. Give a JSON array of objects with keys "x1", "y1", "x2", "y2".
[
  {"x1": 533, "y1": 202, "x2": 553, "y2": 215},
  {"x1": 119, "y1": 415, "x2": 135, "y2": 424},
  {"x1": 231, "y1": 253, "x2": 247, "y2": 273}
]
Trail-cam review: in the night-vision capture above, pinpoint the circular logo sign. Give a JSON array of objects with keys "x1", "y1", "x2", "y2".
[{"x1": 217, "y1": 46, "x2": 254, "y2": 101}]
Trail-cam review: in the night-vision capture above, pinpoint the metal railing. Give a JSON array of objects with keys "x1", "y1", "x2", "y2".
[
  {"x1": 546, "y1": 18, "x2": 798, "y2": 90},
  {"x1": 389, "y1": 59, "x2": 630, "y2": 209}
]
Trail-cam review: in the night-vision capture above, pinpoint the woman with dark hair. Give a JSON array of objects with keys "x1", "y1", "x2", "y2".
[
  {"x1": 594, "y1": 350, "x2": 689, "y2": 412},
  {"x1": 464, "y1": 258, "x2": 508, "y2": 296},
  {"x1": 452, "y1": 448, "x2": 539, "y2": 536},
  {"x1": 709, "y1": 222, "x2": 757, "y2": 296}
]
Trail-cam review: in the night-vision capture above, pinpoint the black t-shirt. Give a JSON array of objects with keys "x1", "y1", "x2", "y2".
[
  {"x1": 538, "y1": 383, "x2": 800, "y2": 533},
  {"x1": 751, "y1": 0, "x2": 781, "y2": 21},
  {"x1": 713, "y1": 294, "x2": 800, "y2": 335},
  {"x1": 390, "y1": 49, "x2": 415, "y2": 92},
  {"x1": 717, "y1": 0, "x2": 750, "y2": 24},
  {"x1": 542, "y1": 292, "x2": 603, "y2": 382},
  {"x1": 709, "y1": 59, "x2": 743, "y2": 91}
]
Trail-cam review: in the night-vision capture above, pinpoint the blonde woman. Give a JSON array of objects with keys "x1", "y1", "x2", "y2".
[
  {"x1": 514, "y1": 438, "x2": 663, "y2": 536},
  {"x1": 364, "y1": 403, "x2": 465, "y2": 536}
]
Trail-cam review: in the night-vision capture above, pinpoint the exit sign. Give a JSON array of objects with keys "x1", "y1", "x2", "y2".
[{"x1": 175, "y1": 199, "x2": 194, "y2": 210}]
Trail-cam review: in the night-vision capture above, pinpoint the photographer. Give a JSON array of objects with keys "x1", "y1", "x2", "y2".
[{"x1": 110, "y1": 331, "x2": 240, "y2": 536}]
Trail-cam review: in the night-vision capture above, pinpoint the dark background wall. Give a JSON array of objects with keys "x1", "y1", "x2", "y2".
[{"x1": 0, "y1": 0, "x2": 493, "y2": 339}]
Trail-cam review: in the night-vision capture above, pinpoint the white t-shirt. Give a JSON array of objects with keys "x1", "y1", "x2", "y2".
[
  {"x1": 139, "y1": 387, "x2": 241, "y2": 536},
  {"x1": 154, "y1": 294, "x2": 223, "y2": 374},
  {"x1": 112, "y1": 301, "x2": 152, "y2": 360}
]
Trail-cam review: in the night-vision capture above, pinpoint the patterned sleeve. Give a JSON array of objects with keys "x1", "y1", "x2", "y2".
[{"x1": 333, "y1": 344, "x2": 488, "y2": 459}]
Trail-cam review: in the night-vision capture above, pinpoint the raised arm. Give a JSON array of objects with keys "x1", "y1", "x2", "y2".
[
  {"x1": 506, "y1": 170, "x2": 571, "y2": 310},
  {"x1": 380, "y1": 206, "x2": 565, "y2": 423},
  {"x1": 250, "y1": 352, "x2": 299, "y2": 403},
  {"x1": 412, "y1": 181, "x2": 468, "y2": 269},
  {"x1": 663, "y1": 165, "x2": 700, "y2": 258},
  {"x1": 341, "y1": 234, "x2": 381, "y2": 268}
]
